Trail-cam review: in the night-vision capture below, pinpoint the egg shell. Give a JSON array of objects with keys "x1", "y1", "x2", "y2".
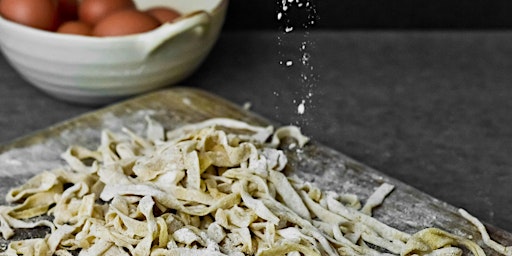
[
  {"x1": 79, "y1": 0, "x2": 136, "y2": 25},
  {"x1": 92, "y1": 9, "x2": 161, "y2": 37},
  {"x1": 145, "y1": 6, "x2": 182, "y2": 23},
  {"x1": 57, "y1": 21, "x2": 92, "y2": 35},
  {"x1": 0, "y1": 0, "x2": 59, "y2": 31}
]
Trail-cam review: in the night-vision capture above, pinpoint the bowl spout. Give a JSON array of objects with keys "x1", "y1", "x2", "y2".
[{"x1": 137, "y1": 11, "x2": 211, "y2": 58}]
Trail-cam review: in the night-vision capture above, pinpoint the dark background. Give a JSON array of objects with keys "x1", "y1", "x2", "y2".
[{"x1": 223, "y1": 0, "x2": 512, "y2": 30}]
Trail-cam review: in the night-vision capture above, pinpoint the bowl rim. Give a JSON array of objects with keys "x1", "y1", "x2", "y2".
[{"x1": 0, "y1": 0, "x2": 228, "y2": 44}]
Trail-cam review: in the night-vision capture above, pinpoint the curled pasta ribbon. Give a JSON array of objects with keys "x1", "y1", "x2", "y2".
[
  {"x1": 401, "y1": 228, "x2": 485, "y2": 256},
  {"x1": 0, "y1": 117, "x2": 510, "y2": 256}
]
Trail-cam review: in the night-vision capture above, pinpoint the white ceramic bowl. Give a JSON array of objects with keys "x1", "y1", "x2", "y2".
[{"x1": 0, "y1": 0, "x2": 228, "y2": 105}]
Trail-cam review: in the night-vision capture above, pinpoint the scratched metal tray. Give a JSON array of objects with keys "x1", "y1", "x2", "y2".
[{"x1": 1, "y1": 87, "x2": 511, "y2": 254}]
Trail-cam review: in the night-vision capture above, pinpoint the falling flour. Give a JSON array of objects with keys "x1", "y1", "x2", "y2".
[
  {"x1": 276, "y1": 0, "x2": 318, "y2": 124},
  {"x1": 297, "y1": 100, "x2": 306, "y2": 114}
]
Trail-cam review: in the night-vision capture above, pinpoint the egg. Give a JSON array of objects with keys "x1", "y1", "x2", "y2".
[
  {"x1": 92, "y1": 9, "x2": 160, "y2": 37},
  {"x1": 79, "y1": 0, "x2": 136, "y2": 25},
  {"x1": 0, "y1": 0, "x2": 59, "y2": 31},
  {"x1": 145, "y1": 6, "x2": 181, "y2": 24},
  {"x1": 57, "y1": 21, "x2": 92, "y2": 36}
]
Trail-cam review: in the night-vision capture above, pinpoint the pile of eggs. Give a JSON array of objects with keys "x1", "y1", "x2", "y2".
[{"x1": 0, "y1": 0, "x2": 182, "y2": 36}]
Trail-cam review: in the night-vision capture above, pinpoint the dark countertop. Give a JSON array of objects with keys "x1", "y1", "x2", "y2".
[{"x1": 1, "y1": 30, "x2": 512, "y2": 233}]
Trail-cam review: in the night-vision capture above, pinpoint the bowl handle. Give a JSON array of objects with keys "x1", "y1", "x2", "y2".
[{"x1": 138, "y1": 11, "x2": 212, "y2": 58}]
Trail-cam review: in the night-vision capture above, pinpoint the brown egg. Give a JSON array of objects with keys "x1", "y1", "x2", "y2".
[
  {"x1": 79, "y1": 0, "x2": 136, "y2": 25},
  {"x1": 0, "y1": 0, "x2": 59, "y2": 31},
  {"x1": 92, "y1": 9, "x2": 160, "y2": 37},
  {"x1": 57, "y1": 21, "x2": 92, "y2": 36},
  {"x1": 145, "y1": 6, "x2": 181, "y2": 23}
]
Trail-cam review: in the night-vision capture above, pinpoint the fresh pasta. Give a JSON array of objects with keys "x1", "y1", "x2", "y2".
[{"x1": 0, "y1": 117, "x2": 510, "y2": 255}]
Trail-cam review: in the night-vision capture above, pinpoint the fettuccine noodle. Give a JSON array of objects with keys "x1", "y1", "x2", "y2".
[{"x1": 0, "y1": 117, "x2": 509, "y2": 255}]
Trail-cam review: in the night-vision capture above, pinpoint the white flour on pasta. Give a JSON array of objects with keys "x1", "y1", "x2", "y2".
[{"x1": 0, "y1": 117, "x2": 510, "y2": 256}]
